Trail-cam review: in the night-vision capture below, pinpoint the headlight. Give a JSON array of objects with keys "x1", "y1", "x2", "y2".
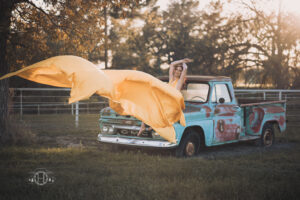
[
  {"x1": 102, "y1": 126, "x2": 108, "y2": 133},
  {"x1": 101, "y1": 125, "x2": 114, "y2": 134},
  {"x1": 108, "y1": 126, "x2": 114, "y2": 133}
]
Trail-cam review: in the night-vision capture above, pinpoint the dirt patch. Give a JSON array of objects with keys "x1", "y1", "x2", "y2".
[
  {"x1": 94, "y1": 140, "x2": 297, "y2": 158},
  {"x1": 198, "y1": 141, "x2": 296, "y2": 159},
  {"x1": 37, "y1": 133, "x2": 297, "y2": 158},
  {"x1": 37, "y1": 135, "x2": 98, "y2": 148}
]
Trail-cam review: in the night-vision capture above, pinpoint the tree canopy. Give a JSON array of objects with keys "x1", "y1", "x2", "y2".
[
  {"x1": 3, "y1": 0, "x2": 300, "y2": 88},
  {"x1": 0, "y1": 0, "x2": 153, "y2": 142}
]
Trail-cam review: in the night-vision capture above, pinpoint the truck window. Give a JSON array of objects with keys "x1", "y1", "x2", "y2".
[
  {"x1": 181, "y1": 83, "x2": 209, "y2": 102},
  {"x1": 211, "y1": 84, "x2": 231, "y2": 103}
]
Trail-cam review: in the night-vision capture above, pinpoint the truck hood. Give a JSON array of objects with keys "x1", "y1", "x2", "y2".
[
  {"x1": 183, "y1": 104, "x2": 202, "y2": 113},
  {"x1": 101, "y1": 103, "x2": 205, "y2": 119}
]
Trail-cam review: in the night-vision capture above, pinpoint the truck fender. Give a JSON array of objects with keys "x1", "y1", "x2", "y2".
[
  {"x1": 262, "y1": 120, "x2": 281, "y2": 133},
  {"x1": 181, "y1": 126, "x2": 206, "y2": 148}
]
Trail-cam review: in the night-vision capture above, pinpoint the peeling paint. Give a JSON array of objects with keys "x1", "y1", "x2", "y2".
[
  {"x1": 249, "y1": 107, "x2": 265, "y2": 133},
  {"x1": 214, "y1": 105, "x2": 237, "y2": 116},
  {"x1": 202, "y1": 105, "x2": 212, "y2": 118},
  {"x1": 215, "y1": 120, "x2": 240, "y2": 142},
  {"x1": 274, "y1": 115, "x2": 286, "y2": 127},
  {"x1": 266, "y1": 106, "x2": 285, "y2": 114}
]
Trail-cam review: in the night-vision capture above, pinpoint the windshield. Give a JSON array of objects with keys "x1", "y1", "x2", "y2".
[{"x1": 181, "y1": 83, "x2": 209, "y2": 102}]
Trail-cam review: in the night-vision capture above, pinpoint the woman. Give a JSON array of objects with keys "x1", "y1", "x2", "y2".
[
  {"x1": 168, "y1": 58, "x2": 193, "y2": 90},
  {"x1": 137, "y1": 58, "x2": 193, "y2": 136}
]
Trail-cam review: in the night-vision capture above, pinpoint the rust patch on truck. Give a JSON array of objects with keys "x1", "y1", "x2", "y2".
[
  {"x1": 202, "y1": 106, "x2": 212, "y2": 118},
  {"x1": 214, "y1": 105, "x2": 238, "y2": 117},
  {"x1": 266, "y1": 106, "x2": 285, "y2": 114},
  {"x1": 274, "y1": 115, "x2": 285, "y2": 126},
  {"x1": 215, "y1": 119, "x2": 240, "y2": 142},
  {"x1": 249, "y1": 107, "x2": 265, "y2": 133}
]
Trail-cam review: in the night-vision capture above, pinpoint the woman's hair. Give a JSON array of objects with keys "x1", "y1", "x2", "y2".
[{"x1": 175, "y1": 64, "x2": 183, "y2": 71}]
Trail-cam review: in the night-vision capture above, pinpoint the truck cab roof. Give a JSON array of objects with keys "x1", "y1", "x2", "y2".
[{"x1": 158, "y1": 75, "x2": 231, "y2": 82}]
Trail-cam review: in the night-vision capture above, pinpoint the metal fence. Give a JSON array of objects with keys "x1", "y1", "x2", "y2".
[
  {"x1": 8, "y1": 88, "x2": 108, "y2": 116},
  {"x1": 8, "y1": 88, "x2": 300, "y2": 126},
  {"x1": 234, "y1": 89, "x2": 300, "y2": 126}
]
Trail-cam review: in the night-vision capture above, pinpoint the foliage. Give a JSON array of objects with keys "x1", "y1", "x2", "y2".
[
  {"x1": 7, "y1": 0, "x2": 151, "y2": 69},
  {"x1": 3, "y1": 0, "x2": 300, "y2": 88},
  {"x1": 109, "y1": 0, "x2": 255, "y2": 83},
  {"x1": 108, "y1": 0, "x2": 300, "y2": 87},
  {"x1": 238, "y1": 0, "x2": 300, "y2": 88},
  {"x1": 0, "y1": 0, "x2": 149, "y2": 143}
]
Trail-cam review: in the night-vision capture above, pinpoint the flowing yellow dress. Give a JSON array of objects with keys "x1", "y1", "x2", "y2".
[
  {"x1": 0, "y1": 56, "x2": 186, "y2": 143},
  {"x1": 169, "y1": 78, "x2": 179, "y2": 88}
]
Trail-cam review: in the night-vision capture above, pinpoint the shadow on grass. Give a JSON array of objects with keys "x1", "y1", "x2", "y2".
[{"x1": 100, "y1": 135, "x2": 296, "y2": 160}]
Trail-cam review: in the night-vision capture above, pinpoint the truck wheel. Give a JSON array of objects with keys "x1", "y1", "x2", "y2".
[
  {"x1": 260, "y1": 123, "x2": 275, "y2": 147},
  {"x1": 176, "y1": 130, "x2": 200, "y2": 157}
]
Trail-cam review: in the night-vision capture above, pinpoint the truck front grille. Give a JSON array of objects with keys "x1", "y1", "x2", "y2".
[{"x1": 101, "y1": 124, "x2": 152, "y2": 138}]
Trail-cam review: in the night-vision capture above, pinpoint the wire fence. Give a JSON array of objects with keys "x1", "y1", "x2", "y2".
[
  {"x1": 8, "y1": 88, "x2": 108, "y2": 116},
  {"x1": 7, "y1": 88, "x2": 300, "y2": 126},
  {"x1": 234, "y1": 89, "x2": 300, "y2": 126}
]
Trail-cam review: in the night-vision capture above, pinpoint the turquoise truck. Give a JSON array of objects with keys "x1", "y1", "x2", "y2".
[{"x1": 97, "y1": 75, "x2": 286, "y2": 157}]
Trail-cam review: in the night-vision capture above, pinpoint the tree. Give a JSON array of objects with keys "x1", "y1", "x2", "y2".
[
  {"x1": 239, "y1": 0, "x2": 300, "y2": 88},
  {"x1": 158, "y1": 0, "x2": 252, "y2": 83},
  {"x1": 109, "y1": 0, "x2": 202, "y2": 75},
  {"x1": 0, "y1": 0, "x2": 146, "y2": 143},
  {"x1": 106, "y1": 0, "x2": 158, "y2": 73},
  {"x1": 109, "y1": 0, "x2": 251, "y2": 82},
  {"x1": 0, "y1": 0, "x2": 28, "y2": 143}
]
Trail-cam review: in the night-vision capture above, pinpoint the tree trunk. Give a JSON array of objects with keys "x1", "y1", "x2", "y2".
[{"x1": 0, "y1": 1, "x2": 14, "y2": 143}]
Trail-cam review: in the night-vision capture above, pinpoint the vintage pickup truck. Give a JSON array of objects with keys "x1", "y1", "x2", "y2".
[{"x1": 97, "y1": 75, "x2": 286, "y2": 157}]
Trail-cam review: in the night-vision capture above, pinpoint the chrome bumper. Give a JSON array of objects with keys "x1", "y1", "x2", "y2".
[{"x1": 97, "y1": 134, "x2": 177, "y2": 148}]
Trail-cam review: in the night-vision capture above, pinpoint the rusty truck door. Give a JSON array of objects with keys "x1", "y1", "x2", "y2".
[{"x1": 211, "y1": 83, "x2": 242, "y2": 144}]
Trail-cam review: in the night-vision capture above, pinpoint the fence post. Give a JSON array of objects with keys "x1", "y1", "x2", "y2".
[
  {"x1": 37, "y1": 104, "x2": 40, "y2": 115},
  {"x1": 263, "y1": 92, "x2": 266, "y2": 100},
  {"x1": 279, "y1": 91, "x2": 282, "y2": 100},
  {"x1": 75, "y1": 101, "x2": 79, "y2": 127},
  {"x1": 71, "y1": 103, "x2": 74, "y2": 115},
  {"x1": 20, "y1": 89, "x2": 23, "y2": 117}
]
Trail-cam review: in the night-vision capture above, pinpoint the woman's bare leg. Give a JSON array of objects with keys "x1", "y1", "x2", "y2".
[{"x1": 137, "y1": 122, "x2": 146, "y2": 136}]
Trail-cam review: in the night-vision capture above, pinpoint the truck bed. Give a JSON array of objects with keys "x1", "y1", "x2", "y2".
[
  {"x1": 237, "y1": 99, "x2": 286, "y2": 107},
  {"x1": 237, "y1": 99, "x2": 286, "y2": 135}
]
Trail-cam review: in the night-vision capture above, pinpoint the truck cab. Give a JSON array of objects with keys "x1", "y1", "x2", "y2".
[{"x1": 98, "y1": 76, "x2": 286, "y2": 157}]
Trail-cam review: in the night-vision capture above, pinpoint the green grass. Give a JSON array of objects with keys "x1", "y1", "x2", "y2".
[
  {"x1": 13, "y1": 114, "x2": 100, "y2": 137},
  {"x1": 0, "y1": 114, "x2": 299, "y2": 200}
]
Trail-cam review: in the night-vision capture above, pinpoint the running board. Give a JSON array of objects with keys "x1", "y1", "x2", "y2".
[{"x1": 239, "y1": 135, "x2": 260, "y2": 141}]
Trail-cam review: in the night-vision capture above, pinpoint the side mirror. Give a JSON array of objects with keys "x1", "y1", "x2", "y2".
[{"x1": 218, "y1": 97, "x2": 225, "y2": 104}]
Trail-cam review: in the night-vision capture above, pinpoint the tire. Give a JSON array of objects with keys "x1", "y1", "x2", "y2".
[
  {"x1": 260, "y1": 123, "x2": 275, "y2": 147},
  {"x1": 176, "y1": 130, "x2": 200, "y2": 157}
]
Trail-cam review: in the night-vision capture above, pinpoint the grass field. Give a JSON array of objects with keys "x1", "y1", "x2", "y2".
[{"x1": 0, "y1": 114, "x2": 299, "y2": 200}]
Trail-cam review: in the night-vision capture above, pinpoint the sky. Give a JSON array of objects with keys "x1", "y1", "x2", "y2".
[
  {"x1": 156, "y1": 0, "x2": 211, "y2": 10},
  {"x1": 33, "y1": 0, "x2": 300, "y2": 16},
  {"x1": 155, "y1": 0, "x2": 300, "y2": 15}
]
